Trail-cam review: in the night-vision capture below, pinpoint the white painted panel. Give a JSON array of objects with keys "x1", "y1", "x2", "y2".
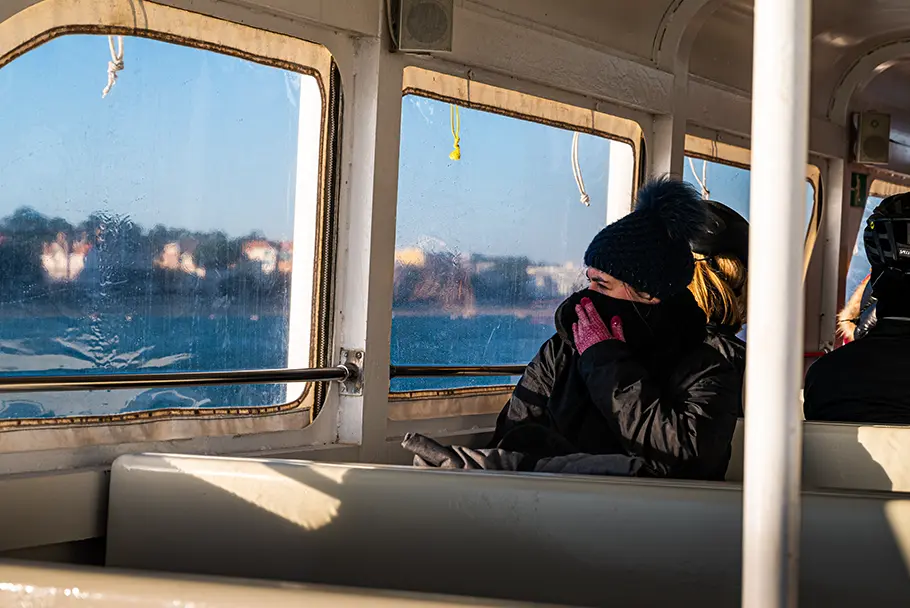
[{"x1": 107, "y1": 452, "x2": 910, "y2": 607}]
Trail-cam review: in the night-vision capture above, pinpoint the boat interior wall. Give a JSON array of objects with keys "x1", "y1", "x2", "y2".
[
  {"x1": 1, "y1": 0, "x2": 383, "y2": 38},
  {"x1": 106, "y1": 453, "x2": 910, "y2": 608},
  {"x1": 6, "y1": 0, "x2": 910, "y2": 158},
  {"x1": 0, "y1": 562, "x2": 550, "y2": 608}
]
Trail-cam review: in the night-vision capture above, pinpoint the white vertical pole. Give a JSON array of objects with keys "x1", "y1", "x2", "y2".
[
  {"x1": 286, "y1": 75, "x2": 323, "y2": 402},
  {"x1": 606, "y1": 140, "x2": 635, "y2": 224},
  {"x1": 742, "y1": 0, "x2": 810, "y2": 605}
]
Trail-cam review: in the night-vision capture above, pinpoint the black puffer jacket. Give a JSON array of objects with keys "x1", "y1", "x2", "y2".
[
  {"x1": 705, "y1": 326, "x2": 746, "y2": 379},
  {"x1": 805, "y1": 319, "x2": 910, "y2": 424},
  {"x1": 488, "y1": 290, "x2": 741, "y2": 481},
  {"x1": 854, "y1": 279, "x2": 878, "y2": 341},
  {"x1": 705, "y1": 325, "x2": 746, "y2": 417}
]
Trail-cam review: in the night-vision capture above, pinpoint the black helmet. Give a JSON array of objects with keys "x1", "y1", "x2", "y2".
[
  {"x1": 690, "y1": 201, "x2": 750, "y2": 267},
  {"x1": 864, "y1": 192, "x2": 910, "y2": 273}
]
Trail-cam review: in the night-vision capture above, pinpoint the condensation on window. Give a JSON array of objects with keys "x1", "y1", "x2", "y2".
[
  {"x1": 0, "y1": 35, "x2": 321, "y2": 418},
  {"x1": 391, "y1": 95, "x2": 634, "y2": 392}
]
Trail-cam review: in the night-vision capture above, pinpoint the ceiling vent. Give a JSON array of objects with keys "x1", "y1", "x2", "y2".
[
  {"x1": 394, "y1": 0, "x2": 453, "y2": 53},
  {"x1": 854, "y1": 111, "x2": 891, "y2": 165}
]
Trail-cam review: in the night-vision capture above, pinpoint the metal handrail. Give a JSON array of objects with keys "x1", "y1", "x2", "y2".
[
  {"x1": 0, "y1": 366, "x2": 356, "y2": 393},
  {"x1": 0, "y1": 363, "x2": 527, "y2": 393},
  {"x1": 389, "y1": 365, "x2": 526, "y2": 377}
]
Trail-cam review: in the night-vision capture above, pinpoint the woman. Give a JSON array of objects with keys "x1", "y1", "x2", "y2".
[
  {"x1": 688, "y1": 201, "x2": 749, "y2": 382},
  {"x1": 486, "y1": 177, "x2": 741, "y2": 481}
]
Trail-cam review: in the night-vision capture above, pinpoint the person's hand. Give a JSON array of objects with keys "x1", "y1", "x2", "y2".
[{"x1": 572, "y1": 297, "x2": 624, "y2": 354}]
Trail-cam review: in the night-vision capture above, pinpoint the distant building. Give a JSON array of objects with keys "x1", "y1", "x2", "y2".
[
  {"x1": 394, "y1": 248, "x2": 426, "y2": 267},
  {"x1": 527, "y1": 262, "x2": 583, "y2": 298},
  {"x1": 155, "y1": 240, "x2": 205, "y2": 278},
  {"x1": 41, "y1": 232, "x2": 92, "y2": 282},
  {"x1": 278, "y1": 242, "x2": 293, "y2": 274},
  {"x1": 244, "y1": 240, "x2": 278, "y2": 275}
]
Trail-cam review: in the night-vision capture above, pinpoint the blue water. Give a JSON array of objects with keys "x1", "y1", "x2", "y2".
[
  {"x1": 0, "y1": 314, "x2": 289, "y2": 418},
  {"x1": 390, "y1": 314, "x2": 555, "y2": 392},
  {"x1": 0, "y1": 311, "x2": 553, "y2": 418}
]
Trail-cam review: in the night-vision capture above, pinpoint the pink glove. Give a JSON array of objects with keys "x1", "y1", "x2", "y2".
[{"x1": 572, "y1": 297, "x2": 625, "y2": 354}]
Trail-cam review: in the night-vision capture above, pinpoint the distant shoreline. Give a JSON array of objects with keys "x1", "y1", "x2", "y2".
[
  {"x1": 392, "y1": 304, "x2": 560, "y2": 320},
  {"x1": 0, "y1": 301, "x2": 564, "y2": 321},
  {"x1": 0, "y1": 303, "x2": 290, "y2": 320}
]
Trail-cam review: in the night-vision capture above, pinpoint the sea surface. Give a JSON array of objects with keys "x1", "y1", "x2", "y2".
[{"x1": 0, "y1": 312, "x2": 553, "y2": 418}]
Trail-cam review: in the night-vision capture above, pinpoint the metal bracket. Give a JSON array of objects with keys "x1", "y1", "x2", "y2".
[{"x1": 339, "y1": 348, "x2": 364, "y2": 396}]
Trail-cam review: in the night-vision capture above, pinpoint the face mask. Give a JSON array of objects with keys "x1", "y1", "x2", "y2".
[
  {"x1": 558, "y1": 289, "x2": 661, "y2": 353},
  {"x1": 557, "y1": 288, "x2": 706, "y2": 360}
]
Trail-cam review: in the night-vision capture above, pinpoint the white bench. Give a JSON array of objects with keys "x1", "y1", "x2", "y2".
[
  {"x1": 0, "y1": 560, "x2": 546, "y2": 607},
  {"x1": 107, "y1": 453, "x2": 910, "y2": 607},
  {"x1": 726, "y1": 419, "x2": 910, "y2": 492}
]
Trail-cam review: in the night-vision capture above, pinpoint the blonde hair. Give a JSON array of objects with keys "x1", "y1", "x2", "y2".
[
  {"x1": 688, "y1": 253, "x2": 747, "y2": 331},
  {"x1": 837, "y1": 275, "x2": 870, "y2": 342}
]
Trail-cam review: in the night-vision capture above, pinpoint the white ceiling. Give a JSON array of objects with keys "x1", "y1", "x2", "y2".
[{"x1": 475, "y1": 0, "x2": 910, "y2": 121}]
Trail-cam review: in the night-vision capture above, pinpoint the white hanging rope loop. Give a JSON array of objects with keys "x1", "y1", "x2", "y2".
[
  {"x1": 687, "y1": 156, "x2": 710, "y2": 199},
  {"x1": 571, "y1": 132, "x2": 591, "y2": 206},
  {"x1": 102, "y1": 35, "x2": 124, "y2": 99}
]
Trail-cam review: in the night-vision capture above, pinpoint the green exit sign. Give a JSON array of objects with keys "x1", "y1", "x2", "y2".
[{"x1": 850, "y1": 172, "x2": 868, "y2": 208}]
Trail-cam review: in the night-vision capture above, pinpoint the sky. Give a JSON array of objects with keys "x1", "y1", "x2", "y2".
[
  {"x1": 397, "y1": 96, "x2": 817, "y2": 266},
  {"x1": 0, "y1": 35, "x2": 303, "y2": 241},
  {"x1": 0, "y1": 33, "x2": 816, "y2": 263},
  {"x1": 846, "y1": 196, "x2": 880, "y2": 299}
]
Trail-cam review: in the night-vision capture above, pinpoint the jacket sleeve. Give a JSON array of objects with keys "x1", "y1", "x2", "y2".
[
  {"x1": 403, "y1": 433, "x2": 646, "y2": 477},
  {"x1": 487, "y1": 336, "x2": 577, "y2": 458},
  {"x1": 488, "y1": 336, "x2": 561, "y2": 448},
  {"x1": 576, "y1": 340, "x2": 739, "y2": 478}
]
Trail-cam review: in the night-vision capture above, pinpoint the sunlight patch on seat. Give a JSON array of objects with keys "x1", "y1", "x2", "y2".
[
  {"x1": 858, "y1": 427, "x2": 910, "y2": 491},
  {"x1": 885, "y1": 500, "x2": 910, "y2": 575},
  {"x1": 162, "y1": 456, "x2": 345, "y2": 531}
]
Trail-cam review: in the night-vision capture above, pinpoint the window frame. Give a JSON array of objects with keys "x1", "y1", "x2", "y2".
[
  {"x1": 684, "y1": 134, "x2": 823, "y2": 279},
  {"x1": 869, "y1": 178, "x2": 910, "y2": 200},
  {"x1": 389, "y1": 66, "x2": 643, "y2": 407},
  {"x1": 0, "y1": 0, "x2": 340, "y2": 447}
]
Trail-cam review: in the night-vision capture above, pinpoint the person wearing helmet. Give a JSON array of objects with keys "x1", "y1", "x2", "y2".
[
  {"x1": 689, "y1": 201, "x2": 749, "y2": 388},
  {"x1": 805, "y1": 192, "x2": 910, "y2": 424}
]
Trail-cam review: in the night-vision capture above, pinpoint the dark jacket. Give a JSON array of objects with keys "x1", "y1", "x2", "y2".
[
  {"x1": 488, "y1": 293, "x2": 741, "y2": 481},
  {"x1": 805, "y1": 319, "x2": 910, "y2": 424},
  {"x1": 854, "y1": 280, "x2": 878, "y2": 341},
  {"x1": 401, "y1": 432, "x2": 646, "y2": 476},
  {"x1": 705, "y1": 325, "x2": 746, "y2": 416}
]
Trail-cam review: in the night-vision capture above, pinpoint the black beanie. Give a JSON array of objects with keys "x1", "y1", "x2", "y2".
[{"x1": 584, "y1": 176, "x2": 706, "y2": 300}]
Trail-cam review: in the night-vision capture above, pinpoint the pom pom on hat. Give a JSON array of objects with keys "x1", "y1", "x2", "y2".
[
  {"x1": 584, "y1": 176, "x2": 707, "y2": 300},
  {"x1": 635, "y1": 176, "x2": 707, "y2": 242}
]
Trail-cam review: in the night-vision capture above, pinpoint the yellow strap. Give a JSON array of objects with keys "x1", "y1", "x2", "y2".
[{"x1": 449, "y1": 104, "x2": 461, "y2": 161}]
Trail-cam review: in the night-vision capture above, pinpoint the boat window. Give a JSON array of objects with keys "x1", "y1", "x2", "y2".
[
  {"x1": 0, "y1": 34, "x2": 326, "y2": 421},
  {"x1": 391, "y1": 93, "x2": 636, "y2": 393},
  {"x1": 845, "y1": 195, "x2": 881, "y2": 301},
  {"x1": 683, "y1": 156, "x2": 817, "y2": 232}
]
